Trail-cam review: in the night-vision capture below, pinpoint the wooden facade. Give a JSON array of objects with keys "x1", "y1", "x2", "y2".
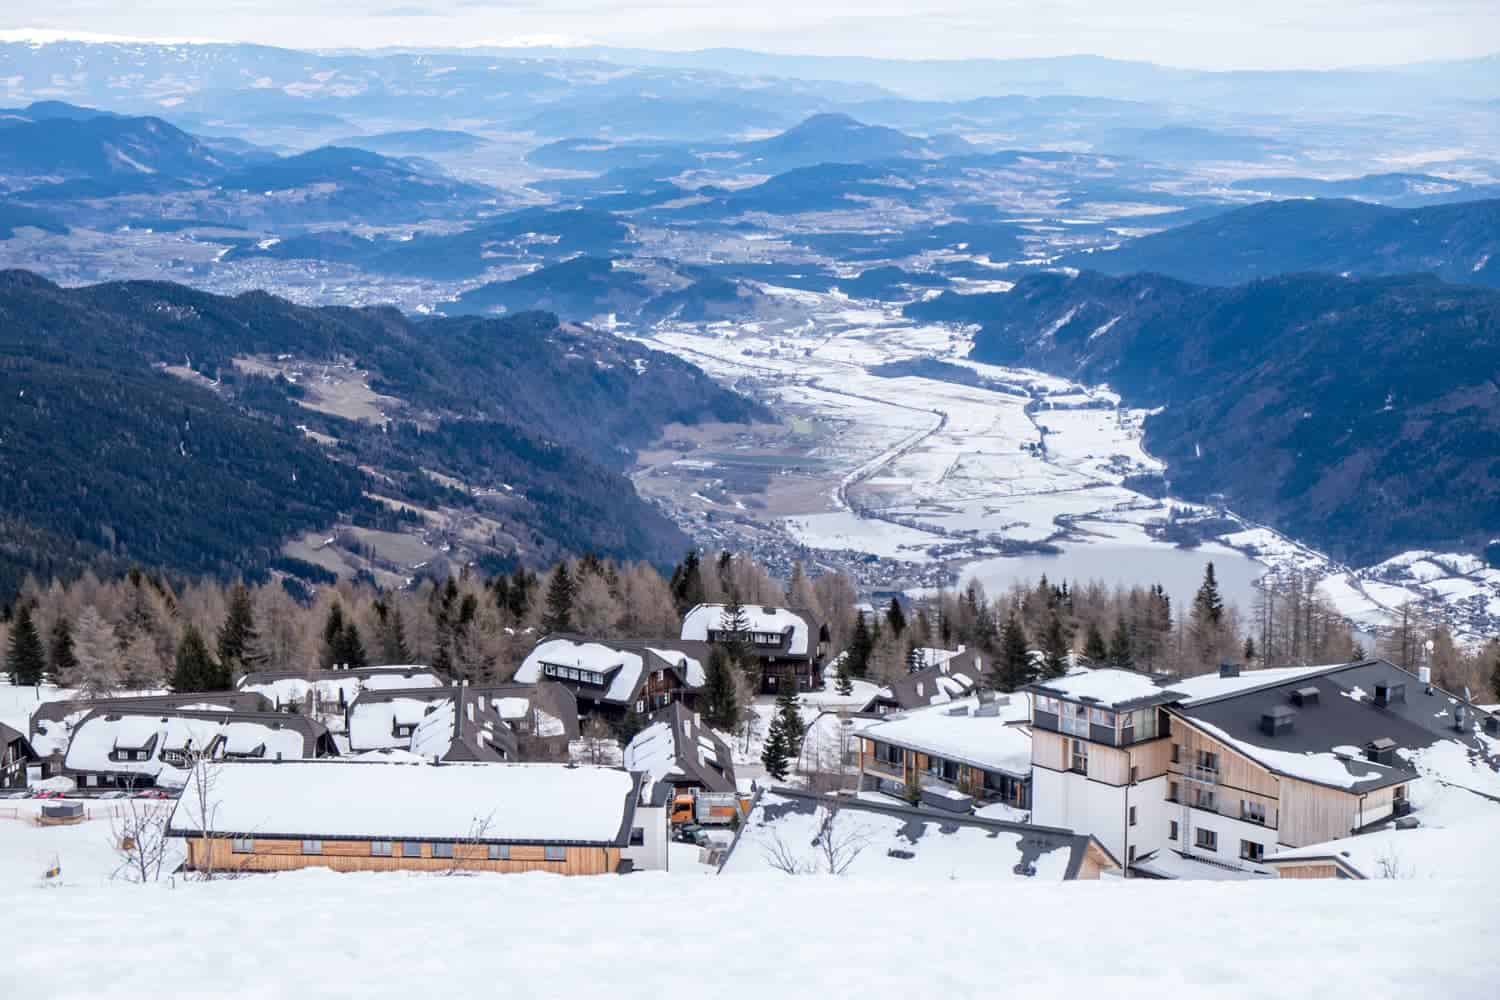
[
  {"x1": 858, "y1": 739, "x2": 1027, "y2": 807},
  {"x1": 185, "y1": 836, "x2": 622, "y2": 876},
  {"x1": 1271, "y1": 860, "x2": 1353, "y2": 880}
]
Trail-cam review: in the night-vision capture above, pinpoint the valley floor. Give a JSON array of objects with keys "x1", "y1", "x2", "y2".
[{"x1": 2, "y1": 857, "x2": 1491, "y2": 1000}]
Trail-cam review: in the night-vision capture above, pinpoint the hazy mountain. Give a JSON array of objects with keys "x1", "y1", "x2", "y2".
[
  {"x1": 517, "y1": 96, "x2": 791, "y2": 141},
  {"x1": 1228, "y1": 173, "x2": 1500, "y2": 207},
  {"x1": 732, "y1": 113, "x2": 970, "y2": 170},
  {"x1": 448, "y1": 257, "x2": 654, "y2": 319},
  {"x1": 0, "y1": 201, "x2": 67, "y2": 239},
  {"x1": 1096, "y1": 125, "x2": 1294, "y2": 163},
  {"x1": 0, "y1": 269, "x2": 762, "y2": 590},
  {"x1": 0, "y1": 107, "x2": 239, "y2": 187},
  {"x1": 1065, "y1": 198, "x2": 1500, "y2": 287},
  {"x1": 910, "y1": 270, "x2": 1500, "y2": 562}
]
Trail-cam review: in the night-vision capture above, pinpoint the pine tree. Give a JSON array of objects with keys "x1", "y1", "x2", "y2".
[
  {"x1": 339, "y1": 622, "x2": 368, "y2": 670},
  {"x1": 372, "y1": 598, "x2": 411, "y2": 664},
  {"x1": 216, "y1": 583, "x2": 260, "y2": 674},
  {"x1": 1082, "y1": 621, "x2": 1108, "y2": 663},
  {"x1": 991, "y1": 615, "x2": 1033, "y2": 692},
  {"x1": 760, "y1": 719, "x2": 791, "y2": 781},
  {"x1": 885, "y1": 597, "x2": 906, "y2": 636},
  {"x1": 1489, "y1": 648, "x2": 1500, "y2": 701},
  {"x1": 617, "y1": 706, "x2": 646, "y2": 744},
  {"x1": 669, "y1": 550, "x2": 704, "y2": 613},
  {"x1": 6, "y1": 603, "x2": 46, "y2": 686},
  {"x1": 1243, "y1": 635, "x2": 1257, "y2": 664},
  {"x1": 835, "y1": 654, "x2": 854, "y2": 696},
  {"x1": 1042, "y1": 612, "x2": 1069, "y2": 678},
  {"x1": 702, "y1": 646, "x2": 740, "y2": 730},
  {"x1": 48, "y1": 617, "x2": 78, "y2": 685},
  {"x1": 319, "y1": 604, "x2": 346, "y2": 669},
  {"x1": 1109, "y1": 615, "x2": 1135, "y2": 670},
  {"x1": 171, "y1": 625, "x2": 224, "y2": 693},
  {"x1": 846, "y1": 611, "x2": 873, "y2": 677},
  {"x1": 1189, "y1": 562, "x2": 1227, "y2": 669},
  {"x1": 719, "y1": 589, "x2": 751, "y2": 665},
  {"x1": 774, "y1": 673, "x2": 804, "y2": 759},
  {"x1": 541, "y1": 564, "x2": 576, "y2": 634}
]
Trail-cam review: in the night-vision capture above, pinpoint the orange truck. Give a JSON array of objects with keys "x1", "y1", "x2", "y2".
[{"x1": 670, "y1": 790, "x2": 750, "y2": 827}]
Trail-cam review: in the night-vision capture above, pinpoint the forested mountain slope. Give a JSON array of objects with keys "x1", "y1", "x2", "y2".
[
  {"x1": 0, "y1": 271, "x2": 762, "y2": 596},
  {"x1": 909, "y1": 271, "x2": 1500, "y2": 564}
]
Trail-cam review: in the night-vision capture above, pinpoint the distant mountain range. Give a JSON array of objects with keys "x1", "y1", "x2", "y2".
[
  {"x1": 336, "y1": 129, "x2": 490, "y2": 155},
  {"x1": 909, "y1": 270, "x2": 1500, "y2": 564},
  {"x1": 1066, "y1": 198, "x2": 1500, "y2": 288},
  {"x1": 0, "y1": 271, "x2": 762, "y2": 595},
  {"x1": 1228, "y1": 173, "x2": 1500, "y2": 208}
]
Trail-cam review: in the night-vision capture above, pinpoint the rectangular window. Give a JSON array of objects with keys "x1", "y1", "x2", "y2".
[
  {"x1": 1068, "y1": 738, "x2": 1088, "y2": 775},
  {"x1": 1060, "y1": 702, "x2": 1089, "y2": 737},
  {"x1": 1194, "y1": 829, "x2": 1218, "y2": 852},
  {"x1": 1129, "y1": 765, "x2": 1139, "y2": 784},
  {"x1": 1128, "y1": 805, "x2": 1137, "y2": 827},
  {"x1": 301, "y1": 840, "x2": 322, "y2": 855},
  {"x1": 1127, "y1": 845, "x2": 1137, "y2": 863},
  {"x1": 1196, "y1": 749, "x2": 1220, "y2": 773},
  {"x1": 370, "y1": 841, "x2": 393, "y2": 857},
  {"x1": 1240, "y1": 839, "x2": 1265, "y2": 863},
  {"x1": 402, "y1": 841, "x2": 422, "y2": 858},
  {"x1": 629, "y1": 827, "x2": 645, "y2": 846},
  {"x1": 1195, "y1": 787, "x2": 1217, "y2": 811},
  {"x1": 1170, "y1": 743, "x2": 1180, "y2": 763},
  {"x1": 231, "y1": 837, "x2": 254, "y2": 854},
  {"x1": 1168, "y1": 821, "x2": 1179, "y2": 841},
  {"x1": 431, "y1": 843, "x2": 454, "y2": 859},
  {"x1": 544, "y1": 845, "x2": 566, "y2": 862},
  {"x1": 1034, "y1": 695, "x2": 1060, "y2": 716},
  {"x1": 488, "y1": 844, "x2": 510, "y2": 861},
  {"x1": 1167, "y1": 781, "x2": 1179, "y2": 803},
  {"x1": 1089, "y1": 707, "x2": 1115, "y2": 728},
  {"x1": 1241, "y1": 800, "x2": 1267, "y2": 825}
]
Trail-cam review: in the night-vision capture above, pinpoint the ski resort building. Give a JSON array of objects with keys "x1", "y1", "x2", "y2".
[
  {"x1": 861, "y1": 647, "x2": 983, "y2": 714},
  {"x1": 62, "y1": 708, "x2": 338, "y2": 789},
  {"x1": 1026, "y1": 660, "x2": 1500, "y2": 875},
  {"x1": 679, "y1": 604, "x2": 827, "y2": 692},
  {"x1": 235, "y1": 665, "x2": 445, "y2": 713},
  {"x1": 857, "y1": 691, "x2": 1032, "y2": 816},
  {"x1": 166, "y1": 760, "x2": 647, "y2": 876},
  {"x1": 1, "y1": 721, "x2": 39, "y2": 789},
  {"x1": 623, "y1": 702, "x2": 737, "y2": 795}
]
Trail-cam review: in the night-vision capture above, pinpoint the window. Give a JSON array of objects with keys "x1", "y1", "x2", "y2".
[
  {"x1": 1068, "y1": 738, "x2": 1088, "y2": 775},
  {"x1": 1170, "y1": 743, "x2": 1181, "y2": 763},
  {"x1": 1241, "y1": 800, "x2": 1267, "y2": 825},
  {"x1": 544, "y1": 845, "x2": 566, "y2": 862},
  {"x1": 629, "y1": 828, "x2": 645, "y2": 846},
  {"x1": 1127, "y1": 845, "x2": 1137, "y2": 864},
  {"x1": 1060, "y1": 702, "x2": 1090, "y2": 738},
  {"x1": 431, "y1": 843, "x2": 455, "y2": 859},
  {"x1": 488, "y1": 844, "x2": 510, "y2": 861},
  {"x1": 301, "y1": 840, "x2": 322, "y2": 855},
  {"x1": 1195, "y1": 749, "x2": 1220, "y2": 773},
  {"x1": 1167, "y1": 781, "x2": 1180, "y2": 803},
  {"x1": 370, "y1": 841, "x2": 393, "y2": 857},
  {"x1": 1194, "y1": 829, "x2": 1218, "y2": 852},
  {"x1": 1194, "y1": 787, "x2": 1217, "y2": 811},
  {"x1": 1034, "y1": 695, "x2": 1060, "y2": 716},
  {"x1": 1089, "y1": 707, "x2": 1115, "y2": 728},
  {"x1": 1128, "y1": 806, "x2": 1137, "y2": 827},
  {"x1": 1129, "y1": 765, "x2": 1139, "y2": 784},
  {"x1": 402, "y1": 841, "x2": 422, "y2": 858},
  {"x1": 231, "y1": 837, "x2": 254, "y2": 854},
  {"x1": 1168, "y1": 821, "x2": 1179, "y2": 842},
  {"x1": 1240, "y1": 839, "x2": 1265, "y2": 863}
]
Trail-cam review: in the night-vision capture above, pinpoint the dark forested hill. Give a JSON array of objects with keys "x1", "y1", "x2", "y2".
[
  {"x1": 1065, "y1": 198, "x2": 1500, "y2": 288},
  {"x1": 909, "y1": 271, "x2": 1500, "y2": 564},
  {"x1": 0, "y1": 271, "x2": 763, "y2": 596}
]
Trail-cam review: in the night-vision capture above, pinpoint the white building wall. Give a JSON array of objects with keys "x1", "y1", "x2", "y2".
[
  {"x1": 622, "y1": 801, "x2": 669, "y2": 872},
  {"x1": 1173, "y1": 804, "x2": 1279, "y2": 874},
  {"x1": 1124, "y1": 775, "x2": 1173, "y2": 863},
  {"x1": 1032, "y1": 767, "x2": 1129, "y2": 863}
]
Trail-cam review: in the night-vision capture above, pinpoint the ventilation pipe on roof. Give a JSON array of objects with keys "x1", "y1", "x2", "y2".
[
  {"x1": 1453, "y1": 705, "x2": 1466, "y2": 732},
  {"x1": 1219, "y1": 662, "x2": 1241, "y2": 678}
]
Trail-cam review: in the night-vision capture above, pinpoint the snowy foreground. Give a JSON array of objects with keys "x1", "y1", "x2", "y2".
[{"x1": 4, "y1": 867, "x2": 1494, "y2": 1000}]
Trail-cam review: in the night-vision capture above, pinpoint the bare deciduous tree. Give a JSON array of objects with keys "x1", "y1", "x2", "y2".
[
  {"x1": 180, "y1": 750, "x2": 223, "y2": 880},
  {"x1": 110, "y1": 785, "x2": 173, "y2": 884}
]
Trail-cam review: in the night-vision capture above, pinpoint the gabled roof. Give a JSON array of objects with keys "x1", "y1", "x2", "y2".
[
  {"x1": 30, "y1": 690, "x2": 273, "y2": 751},
  {"x1": 236, "y1": 666, "x2": 445, "y2": 710},
  {"x1": 0, "y1": 720, "x2": 37, "y2": 760},
  {"x1": 164, "y1": 760, "x2": 641, "y2": 847},
  {"x1": 623, "y1": 702, "x2": 736, "y2": 794},
  {"x1": 865, "y1": 650, "x2": 983, "y2": 711},
  {"x1": 469, "y1": 682, "x2": 581, "y2": 742},
  {"x1": 680, "y1": 604, "x2": 819, "y2": 659},
  {"x1": 409, "y1": 689, "x2": 516, "y2": 764},
  {"x1": 719, "y1": 788, "x2": 1117, "y2": 879},
  {"x1": 346, "y1": 686, "x2": 454, "y2": 753},
  {"x1": 514, "y1": 637, "x2": 647, "y2": 705},
  {"x1": 1171, "y1": 660, "x2": 1498, "y2": 794}
]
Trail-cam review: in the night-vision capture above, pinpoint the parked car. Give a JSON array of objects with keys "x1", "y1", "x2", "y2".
[
  {"x1": 134, "y1": 789, "x2": 171, "y2": 799},
  {"x1": 34, "y1": 789, "x2": 64, "y2": 799}
]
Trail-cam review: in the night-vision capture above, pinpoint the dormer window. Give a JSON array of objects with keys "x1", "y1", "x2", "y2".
[{"x1": 539, "y1": 662, "x2": 608, "y2": 686}]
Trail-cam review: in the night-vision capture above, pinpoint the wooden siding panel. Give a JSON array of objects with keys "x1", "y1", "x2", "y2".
[
  {"x1": 1128, "y1": 738, "x2": 1172, "y2": 780},
  {"x1": 191, "y1": 838, "x2": 618, "y2": 876},
  {"x1": 1275, "y1": 862, "x2": 1344, "y2": 880},
  {"x1": 1033, "y1": 730, "x2": 1067, "y2": 772},
  {"x1": 1277, "y1": 779, "x2": 1361, "y2": 847},
  {"x1": 1166, "y1": 718, "x2": 1281, "y2": 799}
]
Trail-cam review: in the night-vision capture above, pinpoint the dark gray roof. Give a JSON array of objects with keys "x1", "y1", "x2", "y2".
[
  {"x1": 721, "y1": 787, "x2": 1118, "y2": 878},
  {"x1": 469, "y1": 681, "x2": 581, "y2": 741},
  {"x1": 1172, "y1": 659, "x2": 1498, "y2": 793},
  {"x1": 0, "y1": 720, "x2": 37, "y2": 759},
  {"x1": 30, "y1": 690, "x2": 273, "y2": 740},
  {"x1": 864, "y1": 652, "x2": 983, "y2": 711},
  {"x1": 631, "y1": 702, "x2": 737, "y2": 794}
]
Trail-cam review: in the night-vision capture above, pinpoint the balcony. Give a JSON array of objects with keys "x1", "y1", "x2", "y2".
[{"x1": 1173, "y1": 763, "x2": 1219, "y2": 785}]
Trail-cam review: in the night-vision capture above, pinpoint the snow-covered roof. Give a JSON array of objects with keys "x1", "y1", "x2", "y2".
[
  {"x1": 1167, "y1": 664, "x2": 1353, "y2": 706},
  {"x1": 680, "y1": 604, "x2": 813, "y2": 657},
  {"x1": 238, "y1": 668, "x2": 444, "y2": 710},
  {"x1": 346, "y1": 694, "x2": 448, "y2": 752},
  {"x1": 622, "y1": 703, "x2": 735, "y2": 793},
  {"x1": 1031, "y1": 668, "x2": 1173, "y2": 708},
  {"x1": 64, "y1": 711, "x2": 321, "y2": 788},
  {"x1": 860, "y1": 695, "x2": 1032, "y2": 778},
  {"x1": 720, "y1": 789, "x2": 1111, "y2": 880},
  {"x1": 514, "y1": 639, "x2": 644, "y2": 704},
  {"x1": 165, "y1": 760, "x2": 639, "y2": 846},
  {"x1": 645, "y1": 648, "x2": 706, "y2": 688},
  {"x1": 869, "y1": 653, "x2": 982, "y2": 711}
]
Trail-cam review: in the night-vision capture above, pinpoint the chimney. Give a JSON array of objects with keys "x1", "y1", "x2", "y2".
[
  {"x1": 1364, "y1": 738, "x2": 1397, "y2": 765},
  {"x1": 1219, "y1": 662, "x2": 1241, "y2": 679},
  {"x1": 1290, "y1": 687, "x2": 1320, "y2": 707},
  {"x1": 1484, "y1": 715, "x2": 1500, "y2": 736},
  {"x1": 1418, "y1": 667, "x2": 1432, "y2": 685},
  {"x1": 1260, "y1": 705, "x2": 1295, "y2": 736}
]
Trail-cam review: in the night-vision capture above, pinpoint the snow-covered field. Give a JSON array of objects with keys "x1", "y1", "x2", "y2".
[{"x1": 1, "y1": 860, "x2": 1492, "y2": 999}]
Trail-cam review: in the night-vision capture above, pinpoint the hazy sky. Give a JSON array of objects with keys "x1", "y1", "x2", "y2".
[{"x1": 3, "y1": 1, "x2": 1497, "y2": 69}]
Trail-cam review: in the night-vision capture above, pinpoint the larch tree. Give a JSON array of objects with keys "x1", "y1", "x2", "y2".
[
  {"x1": 73, "y1": 606, "x2": 123, "y2": 697},
  {"x1": 6, "y1": 603, "x2": 46, "y2": 686}
]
